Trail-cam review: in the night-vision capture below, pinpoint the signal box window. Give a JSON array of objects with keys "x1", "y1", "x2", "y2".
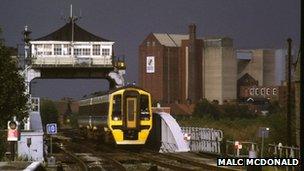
[
  {"x1": 140, "y1": 95, "x2": 150, "y2": 120},
  {"x1": 93, "y1": 45, "x2": 100, "y2": 55},
  {"x1": 102, "y1": 48, "x2": 110, "y2": 56},
  {"x1": 54, "y1": 44, "x2": 62, "y2": 55},
  {"x1": 112, "y1": 95, "x2": 122, "y2": 121}
]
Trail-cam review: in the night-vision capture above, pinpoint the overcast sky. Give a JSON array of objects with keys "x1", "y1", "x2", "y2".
[{"x1": 0, "y1": 0, "x2": 300, "y2": 100}]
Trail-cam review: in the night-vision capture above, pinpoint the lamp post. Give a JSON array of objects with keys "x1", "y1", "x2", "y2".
[{"x1": 259, "y1": 127, "x2": 269, "y2": 157}]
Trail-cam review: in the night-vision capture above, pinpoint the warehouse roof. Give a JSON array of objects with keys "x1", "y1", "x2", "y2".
[
  {"x1": 35, "y1": 21, "x2": 110, "y2": 42},
  {"x1": 153, "y1": 33, "x2": 189, "y2": 47}
]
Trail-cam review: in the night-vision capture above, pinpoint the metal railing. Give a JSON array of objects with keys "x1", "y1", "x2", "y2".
[
  {"x1": 30, "y1": 56, "x2": 112, "y2": 67},
  {"x1": 225, "y1": 140, "x2": 258, "y2": 158},
  {"x1": 268, "y1": 144, "x2": 300, "y2": 158},
  {"x1": 181, "y1": 127, "x2": 223, "y2": 154}
]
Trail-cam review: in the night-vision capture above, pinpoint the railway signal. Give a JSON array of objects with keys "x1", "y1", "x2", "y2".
[
  {"x1": 7, "y1": 119, "x2": 20, "y2": 161},
  {"x1": 7, "y1": 120, "x2": 20, "y2": 141}
]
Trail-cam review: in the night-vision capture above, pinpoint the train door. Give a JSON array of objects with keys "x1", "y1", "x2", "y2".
[{"x1": 126, "y1": 97, "x2": 137, "y2": 128}]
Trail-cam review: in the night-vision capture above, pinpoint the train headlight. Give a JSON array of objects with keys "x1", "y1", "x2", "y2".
[{"x1": 113, "y1": 116, "x2": 119, "y2": 121}]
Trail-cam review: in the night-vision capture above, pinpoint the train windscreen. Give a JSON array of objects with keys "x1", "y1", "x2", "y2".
[
  {"x1": 140, "y1": 95, "x2": 150, "y2": 120},
  {"x1": 112, "y1": 95, "x2": 122, "y2": 121}
]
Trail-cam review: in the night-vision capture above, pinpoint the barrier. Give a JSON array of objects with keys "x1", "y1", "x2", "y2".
[
  {"x1": 268, "y1": 144, "x2": 300, "y2": 158},
  {"x1": 181, "y1": 127, "x2": 223, "y2": 154},
  {"x1": 225, "y1": 140, "x2": 257, "y2": 157}
]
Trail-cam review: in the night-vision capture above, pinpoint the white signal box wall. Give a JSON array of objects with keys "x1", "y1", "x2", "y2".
[
  {"x1": 17, "y1": 110, "x2": 44, "y2": 161},
  {"x1": 17, "y1": 131, "x2": 44, "y2": 161}
]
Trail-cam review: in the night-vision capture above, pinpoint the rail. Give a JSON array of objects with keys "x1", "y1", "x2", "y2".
[{"x1": 58, "y1": 144, "x2": 89, "y2": 171}]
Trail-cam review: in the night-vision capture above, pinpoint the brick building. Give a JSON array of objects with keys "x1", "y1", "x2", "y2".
[
  {"x1": 139, "y1": 24, "x2": 236, "y2": 106},
  {"x1": 139, "y1": 24, "x2": 203, "y2": 104}
]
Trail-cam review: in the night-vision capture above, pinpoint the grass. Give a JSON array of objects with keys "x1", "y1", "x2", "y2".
[{"x1": 176, "y1": 114, "x2": 288, "y2": 145}]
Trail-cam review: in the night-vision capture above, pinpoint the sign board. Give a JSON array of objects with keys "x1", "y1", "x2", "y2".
[
  {"x1": 46, "y1": 123, "x2": 57, "y2": 135},
  {"x1": 146, "y1": 56, "x2": 155, "y2": 73}
]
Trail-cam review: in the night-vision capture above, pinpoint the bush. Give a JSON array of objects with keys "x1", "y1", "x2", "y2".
[
  {"x1": 68, "y1": 113, "x2": 79, "y2": 128},
  {"x1": 0, "y1": 131, "x2": 7, "y2": 160},
  {"x1": 193, "y1": 98, "x2": 211, "y2": 117},
  {"x1": 193, "y1": 99, "x2": 255, "y2": 120},
  {"x1": 40, "y1": 99, "x2": 59, "y2": 130}
]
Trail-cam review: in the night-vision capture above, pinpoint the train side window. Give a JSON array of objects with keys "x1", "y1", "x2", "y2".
[
  {"x1": 140, "y1": 95, "x2": 150, "y2": 120},
  {"x1": 112, "y1": 95, "x2": 122, "y2": 121}
]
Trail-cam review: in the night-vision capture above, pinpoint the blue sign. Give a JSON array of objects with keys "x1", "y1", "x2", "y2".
[{"x1": 46, "y1": 123, "x2": 57, "y2": 135}]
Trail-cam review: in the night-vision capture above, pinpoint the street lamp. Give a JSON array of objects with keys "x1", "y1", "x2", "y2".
[{"x1": 258, "y1": 127, "x2": 269, "y2": 157}]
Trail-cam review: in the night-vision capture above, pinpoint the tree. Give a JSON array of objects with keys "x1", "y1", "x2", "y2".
[
  {"x1": 40, "y1": 99, "x2": 59, "y2": 129},
  {"x1": 193, "y1": 98, "x2": 211, "y2": 117},
  {"x1": 0, "y1": 28, "x2": 28, "y2": 159},
  {"x1": 0, "y1": 28, "x2": 28, "y2": 128}
]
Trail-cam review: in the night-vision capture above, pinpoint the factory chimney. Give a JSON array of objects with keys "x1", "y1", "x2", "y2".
[{"x1": 187, "y1": 24, "x2": 199, "y2": 102}]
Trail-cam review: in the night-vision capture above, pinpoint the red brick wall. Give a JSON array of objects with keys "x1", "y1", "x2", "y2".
[
  {"x1": 162, "y1": 47, "x2": 180, "y2": 103},
  {"x1": 139, "y1": 34, "x2": 164, "y2": 103},
  {"x1": 180, "y1": 39, "x2": 203, "y2": 103}
]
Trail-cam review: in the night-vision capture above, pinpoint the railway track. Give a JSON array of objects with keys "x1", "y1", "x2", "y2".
[
  {"x1": 58, "y1": 144, "x2": 89, "y2": 171},
  {"x1": 57, "y1": 141, "x2": 126, "y2": 171},
  {"x1": 56, "y1": 129, "x2": 244, "y2": 171}
]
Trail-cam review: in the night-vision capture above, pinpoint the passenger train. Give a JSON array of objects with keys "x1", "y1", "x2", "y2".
[{"x1": 77, "y1": 86, "x2": 152, "y2": 145}]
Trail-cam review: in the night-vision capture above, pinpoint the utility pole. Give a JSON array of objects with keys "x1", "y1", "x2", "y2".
[
  {"x1": 300, "y1": 1, "x2": 304, "y2": 170},
  {"x1": 286, "y1": 38, "x2": 292, "y2": 146}
]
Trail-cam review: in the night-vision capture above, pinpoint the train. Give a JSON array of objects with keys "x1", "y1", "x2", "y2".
[{"x1": 77, "y1": 85, "x2": 153, "y2": 145}]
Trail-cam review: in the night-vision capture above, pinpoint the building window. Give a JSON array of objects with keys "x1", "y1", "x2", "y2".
[
  {"x1": 102, "y1": 48, "x2": 110, "y2": 56},
  {"x1": 74, "y1": 48, "x2": 82, "y2": 56},
  {"x1": 93, "y1": 45, "x2": 100, "y2": 55},
  {"x1": 63, "y1": 45, "x2": 71, "y2": 55},
  {"x1": 152, "y1": 41, "x2": 156, "y2": 46},
  {"x1": 83, "y1": 48, "x2": 91, "y2": 56},
  {"x1": 54, "y1": 44, "x2": 62, "y2": 55},
  {"x1": 43, "y1": 44, "x2": 52, "y2": 55},
  {"x1": 35, "y1": 44, "x2": 43, "y2": 55},
  {"x1": 146, "y1": 41, "x2": 150, "y2": 46}
]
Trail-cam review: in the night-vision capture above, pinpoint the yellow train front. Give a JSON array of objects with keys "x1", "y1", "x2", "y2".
[{"x1": 78, "y1": 86, "x2": 152, "y2": 145}]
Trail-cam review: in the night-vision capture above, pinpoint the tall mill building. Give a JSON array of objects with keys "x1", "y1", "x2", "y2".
[{"x1": 139, "y1": 24, "x2": 236, "y2": 105}]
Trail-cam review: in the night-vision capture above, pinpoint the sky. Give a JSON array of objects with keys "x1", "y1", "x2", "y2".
[{"x1": 0, "y1": 0, "x2": 300, "y2": 100}]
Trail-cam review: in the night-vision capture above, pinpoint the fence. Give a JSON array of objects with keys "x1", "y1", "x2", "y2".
[
  {"x1": 181, "y1": 127, "x2": 223, "y2": 155},
  {"x1": 225, "y1": 140, "x2": 257, "y2": 157},
  {"x1": 267, "y1": 144, "x2": 300, "y2": 158}
]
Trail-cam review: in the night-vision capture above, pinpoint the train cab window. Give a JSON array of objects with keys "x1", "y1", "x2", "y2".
[
  {"x1": 140, "y1": 95, "x2": 150, "y2": 120},
  {"x1": 112, "y1": 95, "x2": 122, "y2": 121}
]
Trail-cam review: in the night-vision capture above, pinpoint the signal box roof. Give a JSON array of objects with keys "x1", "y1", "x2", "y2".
[{"x1": 35, "y1": 21, "x2": 110, "y2": 42}]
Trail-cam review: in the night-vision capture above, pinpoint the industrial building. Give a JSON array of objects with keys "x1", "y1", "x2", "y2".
[
  {"x1": 203, "y1": 37, "x2": 237, "y2": 104},
  {"x1": 139, "y1": 24, "x2": 236, "y2": 107}
]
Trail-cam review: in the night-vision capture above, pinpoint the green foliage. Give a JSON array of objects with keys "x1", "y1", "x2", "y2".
[
  {"x1": 268, "y1": 100, "x2": 282, "y2": 114},
  {"x1": 266, "y1": 111, "x2": 288, "y2": 144},
  {"x1": 193, "y1": 98, "x2": 210, "y2": 117},
  {"x1": 179, "y1": 100, "x2": 290, "y2": 144},
  {"x1": 0, "y1": 131, "x2": 7, "y2": 160},
  {"x1": 40, "y1": 99, "x2": 59, "y2": 129},
  {"x1": 193, "y1": 99, "x2": 255, "y2": 120},
  {"x1": 222, "y1": 103, "x2": 255, "y2": 119},
  {"x1": 0, "y1": 28, "x2": 28, "y2": 128},
  {"x1": 68, "y1": 113, "x2": 79, "y2": 128}
]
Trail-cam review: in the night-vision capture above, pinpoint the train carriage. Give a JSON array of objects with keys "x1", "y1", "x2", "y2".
[{"x1": 78, "y1": 86, "x2": 152, "y2": 145}]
